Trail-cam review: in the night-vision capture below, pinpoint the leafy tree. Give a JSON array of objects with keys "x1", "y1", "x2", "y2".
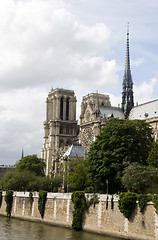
[
  {"x1": 122, "y1": 163, "x2": 158, "y2": 194},
  {"x1": 87, "y1": 118, "x2": 153, "y2": 193},
  {"x1": 67, "y1": 159, "x2": 91, "y2": 191},
  {"x1": 16, "y1": 155, "x2": 45, "y2": 176},
  {"x1": 147, "y1": 141, "x2": 158, "y2": 167},
  {"x1": 0, "y1": 171, "x2": 15, "y2": 190},
  {"x1": 30, "y1": 175, "x2": 62, "y2": 192},
  {"x1": 0, "y1": 170, "x2": 37, "y2": 191}
]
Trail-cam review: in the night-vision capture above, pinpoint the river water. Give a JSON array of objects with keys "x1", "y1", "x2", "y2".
[{"x1": 0, "y1": 216, "x2": 126, "y2": 240}]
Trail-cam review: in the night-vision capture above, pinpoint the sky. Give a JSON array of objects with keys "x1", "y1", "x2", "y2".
[{"x1": 0, "y1": 0, "x2": 158, "y2": 165}]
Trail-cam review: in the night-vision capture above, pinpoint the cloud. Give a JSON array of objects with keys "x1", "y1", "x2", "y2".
[
  {"x1": 0, "y1": 87, "x2": 47, "y2": 165},
  {"x1": 0, "y1": 0, "x2": 118, "y2": 92},
  {"x1": 134, "y1": 78, "x2": 158, "y2": 105}
]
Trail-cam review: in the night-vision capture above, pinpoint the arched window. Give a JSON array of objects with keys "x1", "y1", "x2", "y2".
[
  {"x1": 66, "y1": 98, "x2": 69, "y2": 120},
  {"x1": 60, "y1": 97, "x2": 64, "y2": 120}
]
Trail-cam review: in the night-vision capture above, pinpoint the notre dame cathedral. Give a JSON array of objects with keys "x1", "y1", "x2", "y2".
[{"x1": 41, "y1": 28, "x2": 158, "y2": 177}]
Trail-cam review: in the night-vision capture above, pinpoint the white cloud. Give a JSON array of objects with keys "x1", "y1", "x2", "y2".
[
  {"x1": 0, "y1": 0, "x2": 117, "y2": 91},
  {"x1": 0, "y1": 87, "x2": 47, "y2": 165},
  {"x1": 134, "y1": 78, "x2": 158, "y2": 105}
]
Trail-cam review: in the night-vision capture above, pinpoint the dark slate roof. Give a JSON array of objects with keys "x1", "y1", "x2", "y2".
[
  {"x1": 63, "y1": 145, "x2": 85, "y2": 158},
  {"x1": 100, "y1": 106, "x2": 125, "y2": 120},
  {"x1": 129, "y1": 99, "x2": 158, "y2": 120}
]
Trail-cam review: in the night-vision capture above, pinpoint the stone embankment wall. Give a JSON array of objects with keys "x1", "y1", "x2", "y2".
[{"x1": 0, "y1": 192, "x2": 157, "y2": 240}]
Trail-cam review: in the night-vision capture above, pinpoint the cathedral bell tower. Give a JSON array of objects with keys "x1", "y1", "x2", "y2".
[
  {"x1": 41, "y1": 88, "x2": 77, "y2": 177},
  {"x1": 122, "y1": 24, "x2": 134, "y2": 118}
]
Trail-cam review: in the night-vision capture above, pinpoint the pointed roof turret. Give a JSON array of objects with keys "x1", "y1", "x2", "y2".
[{"x1": 122, "y1": 23, "x2": 134, "y2": 118}]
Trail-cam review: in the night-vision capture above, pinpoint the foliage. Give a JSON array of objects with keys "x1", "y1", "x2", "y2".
[
  {"x1": 0, "y1": 190, "x2": 2, "y2": 208},
  {"x1": 106, "y1": 195, "x2": 108, "y2": 209},
  {"x1": 147, "y1": 141, "x2": 158, "y2": 167},
  {"x1": 66, "y1": 158, "x2": 91, "y2": 192},
  {"x1": 31, "y1": 175, "x2": 62, "y2": 192},
  {"x1": 87, "y1": 193, "x2": 99, "y2": 208},
  {"x1": 137, "y1": 194, "x2": 152, "y2": 213},
  {"x1": 111, "y1": 195, "x2": 114, "y2": 210},
  {"x1": 0, "y1": 171, "x2": 16, "y2": 190},
  {"x1": 152, "y1": 195, "x2": 158, "y2": 214},
  {"x1": 5, "y1": 190, "x2": 13, "y2": 217},
  {"x1": 0, "y1": 170, "x2": 37, "y2": 191},
  {"x1": 122, "y1": 163, "x2": 158, "y2": 194},
  {"x1": 71, "y1": 191, "x2": 99, "y2": 231},
  {"x1": 38, "y1": 190, "x2": 47, "y2": 219},
  {"x1": 118, "y1": 192, "x2": 137, "y2": 219},
  {"x1": 88, "y1": 118, "x2": 153, "y2": 193},
  {"x1": 16, "y1": 155, "x2": 45, "y2": 176},
  {"x1": 0, "y1": 168, "x2": 62, "y2": 192},
  {"x1": 71, "y1": 191, "x2": 88, "y2": 230},
  {"x1": 29, "y1": 192, "x2": 33, "y2": 205}
]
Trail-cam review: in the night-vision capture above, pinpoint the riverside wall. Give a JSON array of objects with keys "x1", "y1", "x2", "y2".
[{"x1": 0, "y1": 191, "x2": 157, "y2": 240}]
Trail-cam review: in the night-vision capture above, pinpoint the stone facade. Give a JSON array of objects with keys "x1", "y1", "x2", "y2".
[
  {"x1": 41, "y1": 88, "x2": 78, "y2": 176},
  {"x1": 0, "y1": 191, "x2": 157, "y2": 240},
  {"x1": 79, "y1": 93, "x2": 124, "y2": 150}
]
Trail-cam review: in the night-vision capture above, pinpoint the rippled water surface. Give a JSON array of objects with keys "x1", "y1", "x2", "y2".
[{"x1": 0, "y1": 216, "x2": 126, "y2": 240}]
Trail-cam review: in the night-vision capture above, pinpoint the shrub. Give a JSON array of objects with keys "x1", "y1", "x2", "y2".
[
  {"x1": 137, "y1": 194, "x2": 152, "y2": 213},
  {"x1": 111, "y1": 195, "x2": 114, "y2": 210},
  {"x1": 38, "y1": 190, "x2": 47, "y2": 218},
  {"x1": 29, "y1": 192, "x2": 33, "y2": 205},
  {"x1": 71, "y1": 191, "x2": 87, "y2": 230},
  {"x1": 5, "y1": 190, "x2": 13, "y2": 217},
  {"x1": 106, "y1": 195, "x2": 108, "y2": 210},
  {"x1": 118, "y1": 192, "x2": 137, "y2": 219},
  {"x1": 0, "y1": 191, "x2": 2, "y2": 208},
  {"x1": 152, "y1": 195, "x2": 158, "y2": 214}
]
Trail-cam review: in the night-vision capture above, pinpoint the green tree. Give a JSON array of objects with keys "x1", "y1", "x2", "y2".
[
  {"x1": 87, "y1": 118, "x2": 153, "y2": 193},
  {"x1": 16, "y1": 155, "x2": 45, "y2": 176},
  {"x1": 122, "y1": 163, "x2": 158, "y2": 193},
  {"x1": 30, "y1": 175, "x2": 62, "y2": 192},
  {"x1": 0, "y1": 170, "x2": 37, "y2": 191},
  {"x1": 67, "y1": 159, "x2": 91, "y2": 191},
  {"x1": 147, "y1": 141, "x2": 158, "y2": 167}
]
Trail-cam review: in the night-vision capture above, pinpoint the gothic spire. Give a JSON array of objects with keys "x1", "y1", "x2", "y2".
[{"x1": 122, "y1": 23, "x2": 134, "y2": 118}]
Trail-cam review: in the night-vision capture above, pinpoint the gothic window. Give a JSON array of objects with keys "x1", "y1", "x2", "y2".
[
  {"x1": 60, "y1": 97, "x2": 64, "y2": 120},
  {"x1": 66, "y1": 97, "x2": 69, "y2": 120}
]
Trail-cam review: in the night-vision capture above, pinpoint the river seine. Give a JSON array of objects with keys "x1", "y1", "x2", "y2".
[{"x1": 0, "y1": 216, "x2": 127, "y2": 240}]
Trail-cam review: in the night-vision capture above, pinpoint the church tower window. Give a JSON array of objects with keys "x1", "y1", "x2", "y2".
[
  {"x1": 66, "y1": 97, "x2": 69, "y2": 120},
  {"x1": 60, "y1": 97, "x2": 64, "y2": 120}
]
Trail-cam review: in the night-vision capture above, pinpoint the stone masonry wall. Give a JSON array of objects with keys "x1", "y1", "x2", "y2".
[{"x1": 0, "y1": 192, "x2": 157, "y2": 240}]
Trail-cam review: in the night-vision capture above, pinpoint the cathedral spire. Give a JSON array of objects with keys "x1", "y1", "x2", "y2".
[{"x1": 122, "y1": 23, "x2": 134, "y2": 118}]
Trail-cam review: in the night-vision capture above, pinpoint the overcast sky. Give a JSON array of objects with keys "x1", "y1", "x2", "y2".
[{"x1": 0, "y1": 0, "x2": 158, "y2": 165}]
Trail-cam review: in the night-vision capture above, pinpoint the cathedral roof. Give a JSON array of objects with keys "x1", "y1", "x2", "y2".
[
  {"x1": 129, "y1": 99, "x2": 158, "y2": 120},
  {"x1": 63, "y1": 144, "x2": 85, "y2": 158},
  {"x1": 100, "y1": 106, "x2": 125, "y2": 120}
]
